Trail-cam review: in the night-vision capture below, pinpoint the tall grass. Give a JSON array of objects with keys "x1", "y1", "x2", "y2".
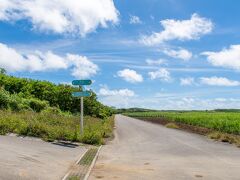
[
  {"x1": 0, "y1": 110, "x2": 114, "y2": 145},
  {"x1": 124, "y1": 111, "x2": 240, "y2": 135}
]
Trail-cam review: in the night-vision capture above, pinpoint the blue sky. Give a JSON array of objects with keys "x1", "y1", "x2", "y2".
[{"x1": 0, "y1": 0, "x2": 240, "y2": 110}]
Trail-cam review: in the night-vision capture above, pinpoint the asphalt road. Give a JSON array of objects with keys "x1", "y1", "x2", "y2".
[
  {"x1": 89, "y1": 115, "x2": 240, "y2": 180},
  {"x1": 0, "y1": 135, "x2": 87, "y2": 180}
]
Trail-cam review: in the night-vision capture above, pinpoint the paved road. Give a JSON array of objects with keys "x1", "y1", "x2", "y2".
[
  {"x1": 0, "y1": 135, "x2": 87, "y2": 180},
  {"x1": 89, "y1": 115, "x2": 240, "y2": 180}
]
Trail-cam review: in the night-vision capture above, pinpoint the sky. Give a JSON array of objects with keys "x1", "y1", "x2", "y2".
[{"x1": 0, "y1": 0, "x2": 240, "y2": 110}]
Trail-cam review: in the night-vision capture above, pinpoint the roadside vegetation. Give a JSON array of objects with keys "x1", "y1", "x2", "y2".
[
  {"x1": 0, "y1": 69, "x2": 113, "y2": 119},
  {"x1": 124, "y1": 111, "x2": 240, "y2": 146},
  {"x1": 0, "y1": 69, "x2": 115, "y2": 145},
  {"x1": 0, "y1": 110, "x2": 114, "y2": 144}
]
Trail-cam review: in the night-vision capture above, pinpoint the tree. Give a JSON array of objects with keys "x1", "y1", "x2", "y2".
[
  {"x1": 0, "y1": 68, "x2": 6, "y2": 74},
  {"x1": 0, "y1": 73, "x2": 114, "y2": 117}
]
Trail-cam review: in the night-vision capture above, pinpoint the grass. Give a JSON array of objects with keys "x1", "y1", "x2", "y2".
[
  {"x1": 68, "y1": 176, "x2": 79, "y2": 180},
  {"x1": 0, "y1": 110, "x2": 114, "y2": 145},
  {"x1": 78, "y1": 148, "x2": 98, "y2": 165},
  {"x1": 207, "y1": 132, "x2": 240, "y2": 146},
  {"x1": 124, "y1": 111, "x2": 240, "y2": 135}
]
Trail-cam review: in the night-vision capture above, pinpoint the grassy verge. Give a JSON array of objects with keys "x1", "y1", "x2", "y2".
[{"x1": 0, "y1": 110, "x2": 114, "y2": 145}]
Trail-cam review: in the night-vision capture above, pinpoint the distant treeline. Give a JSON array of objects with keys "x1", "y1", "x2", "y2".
[
  {"x1": 0, "y1": 69, "x2": 113, "y2": 118},
  {"x1": 214, "y1": 109, "x2": 240, "y2": 112},
  {"x1": 116, "y1": 108, "x2": 159, "y2": 113},
  {"x1": 117, "y1": 108, "x2": 240, "y2": 113}
]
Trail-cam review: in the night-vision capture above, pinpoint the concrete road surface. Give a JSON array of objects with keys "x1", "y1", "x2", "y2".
[
  {"x1": 0, "y1": 135, "x2": 87, "y2": 180},
  {"x1": 89, "y1": 115, "x2": 240, "y2": 180}
]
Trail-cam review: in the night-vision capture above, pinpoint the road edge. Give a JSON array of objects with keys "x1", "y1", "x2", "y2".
[
  {"x1": 62, "y1": 147, "x2": 89, "y2": 180},
  {"x1": 83, "y1": 145, "x2": 102, "y2": 180}
]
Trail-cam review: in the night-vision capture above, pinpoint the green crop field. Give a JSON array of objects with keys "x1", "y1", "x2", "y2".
[{"x1": 124, "y1": 111, "x2": 240, "y2": 135}]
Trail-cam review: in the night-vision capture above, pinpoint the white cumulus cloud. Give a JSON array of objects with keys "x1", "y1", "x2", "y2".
[
  {"x1": 0, "y1": 43, "x2": 68, "y2": 72},
  {"x1": 141, "y1": 13, "x2": 213, "y2": 46},
  {"x1": 148, "y1": 68, "x2": 171, "y2": 82},
  {"x1": 129, "y1": 15, "x2": 142, "y2": 24},
  {"x1": 117, "y1": 69, "x2": 143, "y2": 83},
  {"x1": 200, "y1": 76, "x2": 240, "y2": 86},
  {"x1": 180, "y1": 77, "x2": 195, "y2": 86},
  {"x1": 202, "y1": 45, "x2": 240, "y2": 70},
  {"x1": 67, "y1": 54, "x2": 99, "y2": 79},
  {"x1": 98, "y1": 86, "x2": 136, "y2": 108},
  {"x1": 163, "y1": 48, "x2": 192, "y2": 61},
  {"x1": 98, "y1": 87, "x2": 135, "y2": 97},
  {"x1": 0, "y1": 42, "x2": 98, "y2": 79},
  {"x1": 0, "y1": 0, "x2": 119, "y2": 36}
]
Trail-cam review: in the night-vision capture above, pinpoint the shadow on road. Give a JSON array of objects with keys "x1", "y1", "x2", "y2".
[{"x1": 52, "y1": 141, "x2": 79, "y2": 148}]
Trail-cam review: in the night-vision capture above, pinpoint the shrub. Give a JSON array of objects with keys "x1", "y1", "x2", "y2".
[
  {"x1": 42, "y1": 106, "x2": 62, "y2": 114},
  {"x1": 81, "y1": 131, "x2": 102, "y2": 145},
  {"x1": 8, "y1": 94, "x2": 25, "y2": 111},
  {"x1": 101, "y1": 117, "x2": 114, "y2": 138},
  {"x1": 28, "y1": 98, "x2": 49, "y2": 112},
  {"x1": 0, "y1": 89, "x2": 10, "y2": 109},
  {"x1": 0, "y1": 73, "x2": 114, "y2": 116},
  {"x1": 0, "y1": 121, "x2": 10, "y2": 135}
]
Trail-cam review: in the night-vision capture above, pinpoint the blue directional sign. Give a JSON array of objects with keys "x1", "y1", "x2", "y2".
[
  {"x1": 72, "y1": 91, "x2": 91, "y2": 97},
  {"x1": 72, "y1": 80, "x2": 92, "y2": 86}
]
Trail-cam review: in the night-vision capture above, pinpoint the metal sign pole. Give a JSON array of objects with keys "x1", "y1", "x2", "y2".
[
  {"x1": 80, "y1": 97, "x2": 84, "y2": 135},
  {"x1": 73, "y1": 80, "x2": 92, "y2": 135}
]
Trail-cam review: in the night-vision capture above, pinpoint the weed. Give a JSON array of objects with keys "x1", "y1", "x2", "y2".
[
  {"x1": 68, "y1": 176, "x2": 79, "y2": 180},
  {"x1": 165, "y1": 123, "x2": 179, "y2": 129},
  {"x1": 208, "y1": 132, "x2": 240, "y2": 145}
]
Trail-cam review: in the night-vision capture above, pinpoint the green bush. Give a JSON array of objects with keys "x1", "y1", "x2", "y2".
[
  {"x1": 8, "y1": 94, "x2": 24, "y2": 111},
  {"x1": 0, "y1": 89, "x2": 10, "y2": 109},
  {"x1": 0, "y1": 88, "x2": 50, "y2": 113},
  {"x1": 0, "y1": 121, "x2": 10, "y2": 135},
  {"x1": 42, "y1": 106, "x2": 62, "y2": 114},
  {"x1": 28, "y1": 98, "x2": 49, "y2": 112},
  {"x1": 81, "y1": 131, "x2": 102, "y2": 145},
  {"x1": 0, "y1": 73, "x2": 114, "y2": 117}
]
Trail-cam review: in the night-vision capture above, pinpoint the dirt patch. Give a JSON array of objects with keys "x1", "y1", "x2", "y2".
[
  {"x1": 95, "y1": 175, "x2": 104, "y2": 179},
  {"x1": 145, "y1": 168, "x2": 154, "y2": 171},
  {"x1": 95, "y1": 164, "x2": 104, "y2": 169}
]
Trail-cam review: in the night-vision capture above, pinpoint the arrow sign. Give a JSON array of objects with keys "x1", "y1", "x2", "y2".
[
  {"x1": 72, "y1": 91, "x2": 92, "y2": 97},
  {"x1": 72, "y1": 80, "x2": 92, "y2": 86}
]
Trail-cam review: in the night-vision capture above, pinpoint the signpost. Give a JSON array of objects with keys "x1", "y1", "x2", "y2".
[
  {"x1": 72, "y1": 91, "x2": 92, "y2": 97},
  {"x1": 72, "y1": 79, "x2": 92, "y2": 135},
  {"x1": 72, "y1": 80, "x2": 92, "y2": 86}
]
